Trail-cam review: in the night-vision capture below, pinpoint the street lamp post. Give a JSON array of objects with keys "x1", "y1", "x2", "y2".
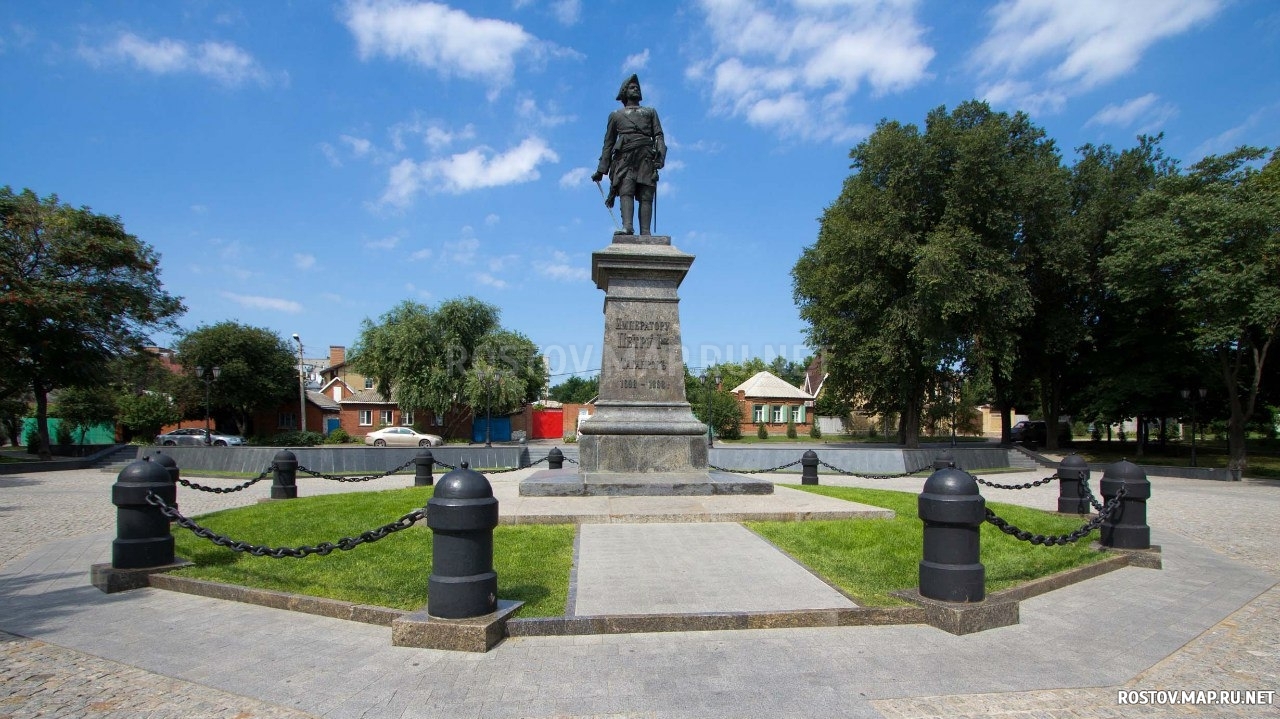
[
  {"x1": 704, "y1": 368, "x2": 721, "y2": 448},
  {"x1": 1180, "y1": 387, "x2": 1207, "y2": 467},
  {"x1": 483, "y1": 367, "x2": 493, "y2": 448},
  {"x1": 292, "y1": 334, "x2": 307, "y2": 433},
  {"x1": 195, "y1": 365, "x2": 221, "y2": 444}
]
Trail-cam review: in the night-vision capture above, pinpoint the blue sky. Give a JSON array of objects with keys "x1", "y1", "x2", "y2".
[{"x1": 4, "y1": 0, "x2": 1278, "y2": 382}]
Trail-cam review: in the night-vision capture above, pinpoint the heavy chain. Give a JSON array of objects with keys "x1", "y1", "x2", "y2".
[
  {"x1": 296, "y1": 457, "x2": 416, "y2": 482},
  {"x1": 145, "y1": 491, "x2": 426, "y2": 559},
  {"x1": 816, "y1": 459, "x2": 914, "y2": 480},
  {"x1": 709, "y1": 459, "x2": 802, "y2": 474},
  {"x1": 482, "y1": 456, "x2": 550, "y2": 474},
  {"x1": 1079, "y1": 477, "x2": 1106, "y2": 513},
  {"x1": 176, "y1": 465, "x2": 275, "y2": 494},
  {"x1": 983, "y1": 485, "x2": 1128, "y2": 546},
  {"x1": 970, "y1": 471, "x2": 1058, "y2": 490}
]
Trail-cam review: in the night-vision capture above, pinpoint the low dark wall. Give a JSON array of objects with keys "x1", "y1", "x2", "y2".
[
  {"x1": 707, "y1": 446, "x2": 1014, "y2": 474},
  {"x1": 136, "y1": 445, "x2": 532, "y2": 474}
]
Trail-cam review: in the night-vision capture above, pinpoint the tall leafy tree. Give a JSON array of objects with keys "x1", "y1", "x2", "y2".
[
  {"x1": 794, "y1": 102, "x2": 1056, "y2": 446},
  {"x1": 0, "y1": 187, "x2": 184, "y2": 459},
  {"x1": 350, "y1": 298, "x2": 547, "y2": 434},
  {"x1": 173, "y1": 322, "x2": 297, "y2": 435},
  {"x1": 52, "y1": 385, "x2": 117, "y2": 443},
  {"x1": 549, "y1": 375, "x2": 599, "y2": 404},
  {"x1": 1104, "y1": 147, "x2": 1280, "y2": 472}
]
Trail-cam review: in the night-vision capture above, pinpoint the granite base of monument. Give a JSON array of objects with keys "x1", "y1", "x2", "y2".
[{"x1": 520, "y1": 468, "x2": 773, "y2": 497}]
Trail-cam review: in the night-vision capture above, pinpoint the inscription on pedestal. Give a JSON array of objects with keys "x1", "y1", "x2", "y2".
[{"x1": 601, "y1": 310, "x2": 685, "y2": 404}]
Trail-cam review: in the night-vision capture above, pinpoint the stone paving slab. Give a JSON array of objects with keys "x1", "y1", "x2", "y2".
[
  {"x1": 496, "y1": 481, "x2": 894, "y2": 524},
  {"x1": 571, "y1": 523, "x2": 858, "y2": 616}
]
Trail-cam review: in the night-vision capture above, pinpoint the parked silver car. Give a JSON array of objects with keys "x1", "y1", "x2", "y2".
[
  {"x1": 363, "y1": 426, "x2": 444, "y2": 447},
  {"x1": 155, "y1": 428, "x2": 246, "y2": 446}
]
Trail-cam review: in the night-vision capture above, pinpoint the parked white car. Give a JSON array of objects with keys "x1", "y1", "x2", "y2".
[{"x1": 363, "y1": 426, "x2": 444, "y2": 447}]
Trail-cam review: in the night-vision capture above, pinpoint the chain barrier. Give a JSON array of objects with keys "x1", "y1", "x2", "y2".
[
  {"x1": 1079, "y1": 476, "x2": 1107, "y2": 513},
  {"x1": 983, "y1": 485, "x2": 1128, "y2": 546},
  {"x1": 708, "y1": 459, "x2": 803, "y2": 474},
  {"x1": 175, "y1": 465, "x2": 275, "y2": 494},
  {"x1": 480, "y1": 456, "x2": 550, "y2": 474},
  {"x1": 969, "y1": 471, "x2": 1059, "y2": 490},
  {"x1": 296, "y1": 457, "x2": 416, "y2": 483},
  {"x1": 145, "y1": 491, "x2": 425, "y2": 559}
]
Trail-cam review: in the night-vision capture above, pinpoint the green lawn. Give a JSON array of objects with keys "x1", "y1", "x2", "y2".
[
  {"x1": 170, "y1": 486, "x2": 575, "y2": 617},
  {"x1": 1065, "y1": 439, "x2": 1280, "y2": 478},
  {"x1": 169, "y1": 484, "x2": 1108, "y2": 616},
  {"x1": 748, "y1": 484, "x2": 1108, "y2": 606}
]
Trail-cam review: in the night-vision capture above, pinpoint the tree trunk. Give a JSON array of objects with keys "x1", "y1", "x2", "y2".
[
  {"x1": 1134, "y1": 413, "x2": 1145, "y2": 457},
  {"x1": 901, "y1": 400, "x2": 921, "y2": 449},
  {"x1": 32, "y1": 379, "x2": 52, "y2": 460}
]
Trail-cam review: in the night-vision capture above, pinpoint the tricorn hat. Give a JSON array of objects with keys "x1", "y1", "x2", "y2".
[{"x1": 615, "y1": 74, "x2": 642, "y2": 102}]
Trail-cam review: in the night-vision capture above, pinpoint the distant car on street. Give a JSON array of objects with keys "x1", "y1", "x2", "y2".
[
  {"x1": 155, "y1": 428, "x2": 246, "y2": 446},
  {"x1": 364, "y1": 426, "x2": 444, "y2": 447},
  {"x1": 1010, "y1": 420, "x2": 1071, "y2": 445}
]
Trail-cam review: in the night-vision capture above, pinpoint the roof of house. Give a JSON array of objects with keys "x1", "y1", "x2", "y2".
[
  {"x1": 306, "y1": 390, "x2": 340, "y2": 412},
  {"x1": 803, "y1": 355, "x2": 827, "y2": 396},
  {"x1": 340, "y1": 388, "x2": 397, "y2": 405},
  {"x1": 731, "y1": 371, "x2": 814, "y2": 400}
]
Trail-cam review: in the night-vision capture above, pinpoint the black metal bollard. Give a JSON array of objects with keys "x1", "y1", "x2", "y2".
[
  {"x1": 271, "y1": 450, "x2": 298, "y2": 499},
  {"x1": 149, "y1": 450, "x2": 180, "y2": 515},
  {"x1": 801, "y1": 450, "x2": 819, "y2": 485},
  {"x1": 1056, "y1": 454, "x2": 1090, "y2": 515},
  {"x1": 548, "y1": 447, "x2": 564, "y2": 470},
  {"x1": 427, "y1": 463, "x2": 499, "y2": 619},
  {"x1": 111, "y1": 459, "x2": 176, "y2": 569},
  {"x1": 415, "y1": 449, "x2": 435, "y2": 487},
  {"x1": 1100, "y1": 460, "x2": 1151, "y2": 549},
  {"x1": 933, "y1": 450, "x2": 956, "y2": 471},
  {"x1": 918, "y1": 467, "x2": 986, "y2": 602}
]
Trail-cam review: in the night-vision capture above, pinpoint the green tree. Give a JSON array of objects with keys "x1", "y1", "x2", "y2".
[
  {"x1": 794, "y1": 102, "x2": 1054, "y2": 447},
  {"x1": 684, "y1": 367, "x2": 743, "y2": 441},
  {"x1": 52, "y1": 385, "x2": 117, "y2": 443},
  {"x1": 116, "y1": 391, "x2": 181, "y2": 442},
  {"x1": 172, "y1": 322, "x2": 297, "y2": 435},
  {"x1": 0, "y1": 187, "x2": 184, "y2": 459},
  {"x1": 1104, "y1": 147, "x2": 1280, "y2": 473},
  {"x1": 351, "y1": 297, "x2": 546, "y2": 435},
  {"x1": 549, "y1": 375, "x2": 599, "y2": 404}
]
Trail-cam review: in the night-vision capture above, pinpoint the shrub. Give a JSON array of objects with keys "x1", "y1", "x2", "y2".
[
  {"x1": 54, "y1": 421, "x2": 74, "y2": 446},
  {"x1": 757, "y1": 423, "x2": 768, "y2": 439},
  {"x1": 809, "y1": 422, "x2": 821, "y2": 439},
  {"x1": 264, "y1": 430, "x2": 323, "y2": 447},
  {"x1": 563, "y1": 433, "x2": 578, "y2": 444},
  {"x1": 324, "y1": 428, "x2": 353, "y2": 444},
  {"x1": 786, "y1": 415, "x2": 798, "y2": 439}
]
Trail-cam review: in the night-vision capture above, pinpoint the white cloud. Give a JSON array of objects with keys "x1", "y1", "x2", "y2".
[
  {"x1": 534, "y1": 250, "x2": 588, "y2": 282},
  {"x1": 81, "y1": 32, "x2": 272, "y2": 87},
  {"x1": 474, "y1": 272, "x2": 508, "y2": 289},
  {"x1": 689, "y1": 0, "x2": 933, "y2": 142},
  {"x1": 972, "y1": 0, "x2": 1222, "y2": 111},
  {"x1": 559, "y1": 167, "x2": 591, "y2": 188},
  {"x1": 379, "y1": 159, "x2": 422, "y2": 208},
  {"x1": 444, "y1": 235, "x2": 480, "y2": 264},
  {"x1": 1190, "y1": 103, "x2": 1280, "y2": 160},
  {"x1": 517, "y1": 96, "x2": 574, "y2": 127},
  {"x1": 551, "y1": 0, "x2": 581, "y2": 25},
  {"x1": 409, "y1": 247, "x2": 433, "y2": 261},
  {"x1": 294, "y1": 253, "x2": 317, "y2": 270},
  {"x1": 421, "y1": 137, "x2": 559, "y2": 194},
  {"x1": 219, "y1": 291, "x2": 303, "y2": 313},
  {"x1": 343, "y1": 0, "x2": 542, "y2": 91},
  {"x1": 623, "y1": 48, "x2": 650, "y2": 72},
  {"x1": 484, "y1": 213, "x2": 500, "y2": 226},
  {"x1": 1086, "y1": 93, "x2": 1177, "y2": 133}
]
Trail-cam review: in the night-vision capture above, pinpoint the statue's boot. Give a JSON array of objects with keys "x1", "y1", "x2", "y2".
[
  {"x1": 638, "y1": 198, "x2": 653, "y2": 236},
  {"x1": 616, "y1": 196, "x2": 635, "y2": 235}
]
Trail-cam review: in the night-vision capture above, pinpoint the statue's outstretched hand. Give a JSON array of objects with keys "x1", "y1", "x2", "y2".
[{"x1": 591, "y1": 171, "x2": 603, "y2": 183}]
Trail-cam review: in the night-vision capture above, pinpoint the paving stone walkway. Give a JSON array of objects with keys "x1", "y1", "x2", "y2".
[{"x1": 0, "y1": 462, "x2": 1276, "y2": 718}]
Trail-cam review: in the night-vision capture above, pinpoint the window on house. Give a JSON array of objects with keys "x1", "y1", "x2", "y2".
[
  {"x1": 359, "y1": 410, "x2": 373, "y2": 426},
  {"x1": 278, "y1": 412, "x2": 297, "y2": 430},
  {"x1": 401, "y1": 410, "x2": 414, "y2": 426},
  {"x1": 773, "y1": 405, "x2": 786, "y2": 423},
  {"x1": 793, "y1": 405, "x2": 805, "y2": 423},
  {"x1": 380, "y1": 409, "x2": 393, "y2": 425},
  {"x1": 364, "y1": 377, "x2": 374, "y2": 389},
  {"x1": 753, "y1": 404, "x2": 765, "y2": 423}
]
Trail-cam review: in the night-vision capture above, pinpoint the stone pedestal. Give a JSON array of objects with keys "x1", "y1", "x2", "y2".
[{"x1": 521, "y1": 234, "x2": 770, "y2": 497}]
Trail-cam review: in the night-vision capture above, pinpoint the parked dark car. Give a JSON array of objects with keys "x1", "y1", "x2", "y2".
[
  {"x1": 1010, "y1": 420, "x2": 1071, "y2": 445},
  {"x1": 155, "y1": 428, "x2": 246, "y2": 446}
]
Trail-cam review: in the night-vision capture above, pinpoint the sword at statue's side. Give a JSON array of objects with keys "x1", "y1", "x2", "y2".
[{"x1": 595, "y1": 179, "x2": 621, "y2": 231}]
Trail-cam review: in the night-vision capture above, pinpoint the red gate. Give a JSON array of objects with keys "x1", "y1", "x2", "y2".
[{"x1": 530, "y1": 409, "x2": 564, "y2": 439}]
